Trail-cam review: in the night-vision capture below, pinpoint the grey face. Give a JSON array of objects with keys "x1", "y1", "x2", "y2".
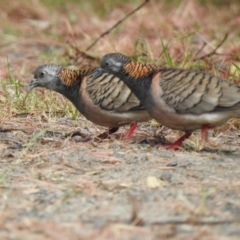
[
  {"x1": 92, "y1": 53, "x2": 131, "y2": 80},
  {"x1": 99, "y1": 54, "x2": 124, "y2": 74},
  {"x1": 92, "y1": 53, "x2": 127, "y2": 79},
  {"x1": 26, "y1": 64, "x2": 62, "y2": 92}
]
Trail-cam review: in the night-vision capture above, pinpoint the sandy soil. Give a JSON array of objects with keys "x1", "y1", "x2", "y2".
[{"x1": 1, "y1": 1, "x2": 240, "y2": 239}]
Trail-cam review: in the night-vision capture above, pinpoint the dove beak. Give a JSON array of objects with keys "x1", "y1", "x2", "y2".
[
  {"x1": 25, "y1": 78, "x2": 39, "y2": 92},
  {"x1": 92, "y1": 68, "x2": 104, "y2": 79}
]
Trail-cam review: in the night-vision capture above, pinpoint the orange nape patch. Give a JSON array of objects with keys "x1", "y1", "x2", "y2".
[
  {"x1": 58, "y1": 69, "x2": 79, "y2": 87},
  {"x1": 58, "y1": 68, "x2": 95, "y2": 87},
  {"x1": 123, "y1": 62, "x2": 156, "y2": 79}
]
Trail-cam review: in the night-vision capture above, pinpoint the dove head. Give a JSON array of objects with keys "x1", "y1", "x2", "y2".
[
  {"x1": 95, "y1": 52, "x2": 156, "y2": 80},
  {"x1": 99, "y1": 53, "x2": 131, "y2": 75},
  {"x1": 92, "y1": 53, "x2": 154, "y2": 103},
  {"x1": 26, "y1": 64, "x2": 62, "y2": 92}
]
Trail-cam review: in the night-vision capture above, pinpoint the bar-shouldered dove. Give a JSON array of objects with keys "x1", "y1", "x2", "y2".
[
  {"x1": 26, "y1": 64, "x2": 151, "y2": 140},
  {"x1": 94, "y1": 53, "x2": 240, "y2": 149}
]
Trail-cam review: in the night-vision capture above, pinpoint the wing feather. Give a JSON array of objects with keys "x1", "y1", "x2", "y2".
[
  {"x1": 86, "y1": 72, "x2": 144, "y2": 112},
  {"x1": 159, "y1": 68, "x2": 240, "y2": 114}
]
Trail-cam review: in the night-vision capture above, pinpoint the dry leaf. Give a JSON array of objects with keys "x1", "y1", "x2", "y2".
[{"x1": 146, "y1": 176, "x2": 162, "y2": 188}]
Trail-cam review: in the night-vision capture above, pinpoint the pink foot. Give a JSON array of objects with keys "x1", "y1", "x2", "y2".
[
  {"x1": 156, "y1": 132, "x2": 192, "y2": 150},
  {"x1": 123, "y1": 122, "x2": 137, "y2": 139}
]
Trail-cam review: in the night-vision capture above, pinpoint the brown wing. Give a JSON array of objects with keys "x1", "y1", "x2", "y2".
[
  {"x1": 86, "y1": 72, "x2": 145, "y2": 112},
  {"x1": 159, "y1": 68, "x2": 240, "y2": 114}
]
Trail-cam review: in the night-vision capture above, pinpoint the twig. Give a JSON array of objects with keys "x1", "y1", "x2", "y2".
[
  {"x1": 127, "y1": 193, "x2": 144, "y2": 226},
  {"x1": 66, "y1": 39, "x2": 99, "y2": 62},
  {"x1": 148, "y1": 216, "x2": 239, "y2": 225},
  {"x1": 0, "y1": 127, "x2": 90, "y2": 140},
  {"x1": 192, "y1": 42, "x2": 207, "y2": 59},
  {"x1": 85, "y1": 0, "x2": 150, "y2": 51},
  {"x1": 0, "y1": 127, "x2": 31, "y2": 134},
  {"x1": 193, "y1": 33, "x2": 228, "y2": 61}
]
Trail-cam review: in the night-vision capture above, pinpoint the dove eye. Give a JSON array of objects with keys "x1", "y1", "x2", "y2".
[
  {"x1": 40, "y1": 71, "x2": 45, "y2": 78},
  {"x1": 105, "y1": 62, "x2": 109, "y2": 66}
]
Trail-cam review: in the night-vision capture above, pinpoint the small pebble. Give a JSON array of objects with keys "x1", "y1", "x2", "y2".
[
  {"x1": 166, "y1": 160, "x2": 178, "y2": 167},
  {"x1": 72, "y1": 135, "x2": 84, "y2": 142},
  {"x1": 160, "y1": 172, "x2": 172, "y2": 181},
  {"x1": 10, "y1": 143, "x2": 22, "y2": 150},
  {"x1": 93, "y1": 217, "x2": 107, "y2": 228}
]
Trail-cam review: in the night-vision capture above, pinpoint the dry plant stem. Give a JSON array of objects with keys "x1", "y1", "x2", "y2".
[
  {"x1": 66, "y1": 39, "x2": 99, "y2": 62},
  {"x1": 0, "y1": 127, "x2": 31, "y2": 134},
  {"x1": 193, "y1": 33, "x2": 228, "y2": 61},
  {"x1": 128, "y1": 194, "x2": 144, "y2": 226},
  {"x1": 193, "y1": 42, "x2": 207, "y2": 59},
  {"x1": 85, "y1": 0, "x2": 150, "y2": 51},
  {"x1": 148, "y1": 216, "x2": 239, "y2": 225},
  {"x1": 64, "y1": 127, "x2": 119, "y2": 142},
  {"x1": 66, "y1": 0, "x2": 149, "y2": 65}
]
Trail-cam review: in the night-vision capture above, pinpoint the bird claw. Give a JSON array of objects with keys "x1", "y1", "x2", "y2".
[
  {"x1": 155, "y1": 143, "x2": 182, "y2": 150},
  {"x1": 95, "y1": 127, "x2": 119, "y2": 140},
  {"x1": 155, "y1": 132, "x2": 192, "y2": 150}
]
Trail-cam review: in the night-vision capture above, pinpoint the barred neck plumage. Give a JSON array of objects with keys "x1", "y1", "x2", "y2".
[
  {"x1": 120, "y1": 61, "x2": 156, "y2": 99},
  {"x1": 58, "y1": 68, "x2": 96, "y2": 88},
  {"x1": 123, "y1": 61, "x2": 158, "y2": 79}
]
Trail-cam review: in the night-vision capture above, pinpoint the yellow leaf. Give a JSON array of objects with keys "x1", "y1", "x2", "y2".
[{"x1": 146, "y1": 176, "x2": 162, "y2": 188}]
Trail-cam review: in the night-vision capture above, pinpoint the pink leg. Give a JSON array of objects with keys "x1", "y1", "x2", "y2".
[
  {"x1": 201, "y1": 124, "x2": 215, "y2": 141},
  {"x1": 123, "y1": 122, "x2": 137, "y2": 139},
  {"x1": 156, "y1": 132, "x2": 192, "y2": 150}
]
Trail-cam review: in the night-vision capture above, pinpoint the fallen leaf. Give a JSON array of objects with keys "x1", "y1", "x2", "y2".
[{"x1": 146, "y1": 175, "x2": 162, "y2": 189}]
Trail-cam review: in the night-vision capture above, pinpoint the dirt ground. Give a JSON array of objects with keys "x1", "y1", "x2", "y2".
[{"x1": 1, "y1": 1, "x2": 240, "y2": 239}]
